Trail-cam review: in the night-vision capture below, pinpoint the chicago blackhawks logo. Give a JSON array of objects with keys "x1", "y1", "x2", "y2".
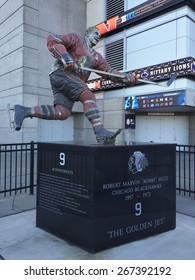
[{"x1": 128, "y1": 151, "x2": 149, "y2": 174}]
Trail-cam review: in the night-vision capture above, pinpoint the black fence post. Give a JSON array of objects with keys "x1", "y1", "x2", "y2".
[{"x1": 30, "y1": 141, "x2": 34, "y2": 195}]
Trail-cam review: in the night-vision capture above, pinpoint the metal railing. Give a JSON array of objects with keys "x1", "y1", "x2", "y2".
[
  {"x1": 0, "y1": 142, "x2": 37, "y2": 197},
  {"x1": 176, "y1": 145, "x2": 195, "y2": 198},
  {"x1": 0, "y1": 142, "x2": 194, "y2": 198}
]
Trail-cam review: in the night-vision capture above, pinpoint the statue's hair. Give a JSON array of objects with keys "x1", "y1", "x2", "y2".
[{"x1": 84, "y1": 26, "x2": 100, "y2": 36}]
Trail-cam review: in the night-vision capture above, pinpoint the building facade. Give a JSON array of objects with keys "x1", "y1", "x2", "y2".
[
  {"x1": 1, "y1": 0, "x2": 195, "y2": 145},
  {"x1": 87, "y1": 0, "x2": 195, "y2": 145},
  {"x1": 0, "y1": 0, "x2": 86, "y2": 144}
]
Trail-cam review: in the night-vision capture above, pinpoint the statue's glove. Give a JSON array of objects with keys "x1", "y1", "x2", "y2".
[
  {"x1": 123, "y1": 72, "x2": 138, "y2": 85},
  {"x1": 61, "y1": 53, "x2": 78, "y2": 72}
]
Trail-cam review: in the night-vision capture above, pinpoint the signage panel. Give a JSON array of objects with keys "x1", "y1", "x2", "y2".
[
  {"x1": 96, "y1": 0, "x2": 195, "y2": 36},
  {"x1": 125, "y1": 90, "x2": 186, "y2": 110},
  {"x1": 87, "y1": 57, "x2": 195, "y2": 92}
]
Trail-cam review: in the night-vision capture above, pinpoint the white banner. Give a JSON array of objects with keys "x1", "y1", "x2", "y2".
[{"x1": 0, "y1": 260, "x2": 194, "y2": 279}]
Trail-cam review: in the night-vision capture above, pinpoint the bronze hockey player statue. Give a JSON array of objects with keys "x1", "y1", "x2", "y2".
[{"x1": 12, "y1": 26, "x2": 137, "y2": 143}]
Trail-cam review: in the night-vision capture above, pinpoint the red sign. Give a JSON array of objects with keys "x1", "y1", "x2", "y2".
[{"x1": 96, "y1": 16, "x2": 119, "y2": 35}]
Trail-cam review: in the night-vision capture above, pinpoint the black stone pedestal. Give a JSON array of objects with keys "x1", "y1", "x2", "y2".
[{"x1": 36, "y1": 141, "x2": 176, "y2": 253}]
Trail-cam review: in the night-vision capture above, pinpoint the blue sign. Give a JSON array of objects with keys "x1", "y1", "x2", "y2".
[{"x1": 125, "y1": 90, "x2": 186, "y2": 110}]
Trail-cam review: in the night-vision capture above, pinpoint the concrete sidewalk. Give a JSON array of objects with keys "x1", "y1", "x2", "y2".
[{"x1": 0, "y1": 194, "x2": 195, "y2": 260}]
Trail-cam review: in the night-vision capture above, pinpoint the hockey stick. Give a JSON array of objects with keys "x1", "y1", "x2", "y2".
[{"x1": 80, "y1": 66, "x2": 177, "y2": 87}]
